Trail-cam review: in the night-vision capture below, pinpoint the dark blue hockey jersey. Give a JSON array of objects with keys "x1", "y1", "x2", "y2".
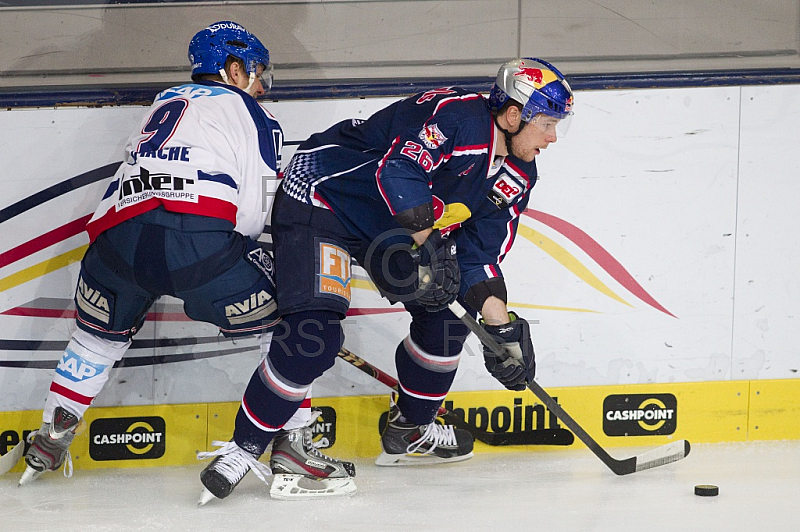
[{"x1": 281, "y1": 87, "x2": 537, "y2": 293}]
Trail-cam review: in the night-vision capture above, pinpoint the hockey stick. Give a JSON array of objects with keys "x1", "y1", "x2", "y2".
[
  {"x1": 448, "y1": 300, "x2": 691, "y2": 475},
  {"x1": 336, "y1": 347, "x2": 569, "y2": 446},
  {"x1": 0, "y1": 440, "x2": 26, "y2": 476}
]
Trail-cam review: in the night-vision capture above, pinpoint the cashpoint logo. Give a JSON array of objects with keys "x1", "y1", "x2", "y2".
[
  {"x1": 378, "y1": 398, "x2": 574, "y2": 446},
  {"x1": 603, "y1": 394, "x2": 677, "y2": 436},
  {"x1": 308, "y1": 407, "x2": 338, "y2": 449},
  {"x1": 89, "y1": 417, "x2": 166, "y2": 461}
]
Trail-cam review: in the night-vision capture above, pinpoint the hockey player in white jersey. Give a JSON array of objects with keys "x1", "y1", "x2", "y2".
[{"x1": 16, "y1": 21, "x2": 354, "y2": 499}]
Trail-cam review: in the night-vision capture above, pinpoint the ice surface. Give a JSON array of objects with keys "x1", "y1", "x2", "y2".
[{"x1": 1, "y1": 441, "x2": 797, "y2": 531}]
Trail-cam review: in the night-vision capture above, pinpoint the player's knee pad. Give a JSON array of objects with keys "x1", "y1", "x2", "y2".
[
  {"x1": 268, "y1": 311, "x2": 343, "y2": 385},
  {"x1": 46, "y1": 329, "x2": 131, "y2": 419}
]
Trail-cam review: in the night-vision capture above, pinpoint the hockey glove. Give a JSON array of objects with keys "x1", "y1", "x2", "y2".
[
  {"x1": 410, "y1": 229, "x2": 460, "y2": 312},
  {"x1": 481, "y1": 312, "x2": 536, "y2": 391}
]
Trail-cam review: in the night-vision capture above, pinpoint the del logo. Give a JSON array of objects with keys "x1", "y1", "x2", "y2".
[
  {"x1": 489, "y1": 173, "x2": 524, "y2": 207},
  {"x1": 316, "y1": 240, "x2": 351, "y2": 303},
  {"x1": 603, "y1": 394, "x2": 678, "y2": 436},
  {"x1": 56, "y1": 349, "x2": 108, "y2": 383},
  {"x1": 308, "y1": 407, "x2": 338, "y2": 449},
  {"x1": 89, "y1": 417, "x2": 166, "y2": 461}
]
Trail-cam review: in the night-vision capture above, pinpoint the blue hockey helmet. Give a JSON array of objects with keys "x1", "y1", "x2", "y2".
[
  {"x1": 489, "y1": 58, "x2": 573, "y2": 122},
  {"x1": 188, "y1": 21, "x2": 272, "y2": 88}
]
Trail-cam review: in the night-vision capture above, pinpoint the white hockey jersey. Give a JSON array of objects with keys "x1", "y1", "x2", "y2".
[{"x1": 87, "y1": 81, "x2": 282, "y2": 242}]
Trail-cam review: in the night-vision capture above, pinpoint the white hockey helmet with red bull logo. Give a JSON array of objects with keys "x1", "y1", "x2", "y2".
[{"x1": 489, "y1": 58, "x2": 573, "y2": 122}]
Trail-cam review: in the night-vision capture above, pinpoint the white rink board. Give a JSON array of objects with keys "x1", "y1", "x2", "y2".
[{"x1": 0, "y1": 84, "x2": 798, "y2": 410}]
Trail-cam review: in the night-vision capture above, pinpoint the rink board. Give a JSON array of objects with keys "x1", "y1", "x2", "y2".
[{"x1": 1, "y1": 378, "x2": 798, "y2": 473}]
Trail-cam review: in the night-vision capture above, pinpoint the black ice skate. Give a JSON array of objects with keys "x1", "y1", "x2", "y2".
[
  {"x1": 19, "y1": 406, "x2": 85, "y2": 486},
  {"x1": 197, "y1": 440, "x2": 271, "y2": 506},
  {"x1": 375, "y1": 402, "x2": 474, "y2": 466},
  {"x1": 268, "y1": 412, "x2": 356, "y2": 499}
]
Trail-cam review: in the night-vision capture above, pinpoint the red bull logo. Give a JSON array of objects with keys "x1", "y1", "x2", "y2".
[
  {"x1": 419, "y1": 123, "x2": 448, "y2": 150},
  {"x1": 514, "y1": 67, "x2": 544, "y2": 85}
]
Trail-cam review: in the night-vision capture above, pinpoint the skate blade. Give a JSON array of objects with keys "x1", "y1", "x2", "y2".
[
  {"x1": 197, "y1": 487, "x2": 217, "y2": 507},
  {"x1": 375, "y1": 450, "x2": 474, "y2": 466},
  {"x1": 269, "y1": 474, "x2": 356, "y2": 500},
  {"x1": 18, "y1": 466, "x2": 44, "y2": 486}
]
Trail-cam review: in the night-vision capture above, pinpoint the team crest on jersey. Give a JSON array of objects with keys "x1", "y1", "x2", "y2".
[
  {"x1": 488, "y1": 173, "x2": 524, "y2": 208},
  {"x1": 419, "y1": 123, "x2": 448, "y2": 150},
  {"x1": 315, "y1": 240, "x2": 351, "y2": 304}
]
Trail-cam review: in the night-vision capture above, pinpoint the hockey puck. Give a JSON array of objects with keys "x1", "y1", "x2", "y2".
[{"x1": 694, "y1": 485, "x2": 719, "y2": 497}]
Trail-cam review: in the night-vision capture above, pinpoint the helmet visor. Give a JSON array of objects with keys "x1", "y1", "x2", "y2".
[
  {"x1": 256, "y1": 62, "x2": 274, "y2": 92},
  {"x1": 531, "y1": 113, "x2": 573, "y2": 137}
]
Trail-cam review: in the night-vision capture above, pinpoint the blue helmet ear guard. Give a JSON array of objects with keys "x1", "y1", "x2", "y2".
[
  {"x1": 188, "y1": 21, "x2": 271, "y2": 82},
  {"x1": 489, "y1": 58, "x2": 573, "y2": 121}
]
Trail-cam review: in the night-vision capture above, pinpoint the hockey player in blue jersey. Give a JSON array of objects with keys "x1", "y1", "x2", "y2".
[{"x1": 203, "y1": 58, "x2": 573, "y2": 500}]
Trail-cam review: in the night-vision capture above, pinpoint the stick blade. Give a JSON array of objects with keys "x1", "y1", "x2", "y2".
[
  {"x1": 633, "y1": 439, "x2": 691, "y2": 473},
  {"x1": 0, "y1": 441, "x2": 25, "y2": 476}
]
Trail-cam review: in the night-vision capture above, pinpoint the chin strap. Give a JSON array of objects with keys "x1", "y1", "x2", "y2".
[
  {"x1": 494, "y1": 115, "x2": 527, "y2": 159},
  {"x1": 218, "y1": 69, "x2": 257, "y2": 93},
  {"x1": 245, "y1": 72, "x2": 257, "y2": 93}
]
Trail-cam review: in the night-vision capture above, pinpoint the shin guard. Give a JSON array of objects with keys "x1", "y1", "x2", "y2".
[
  {"x1": 233, "y1": 311, "x2": 342, "y2": 456},
  {"x1": 44, "y1": 329, "x2": 130, "y2": 422}
]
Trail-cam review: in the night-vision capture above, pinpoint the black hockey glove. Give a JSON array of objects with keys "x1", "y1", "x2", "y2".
[
  {"x1": 480, "y1": 312, "x2": 536, "y2": 391},
  {"x1": 410, "y1": 229, "x2": 460, "y2": 312}
]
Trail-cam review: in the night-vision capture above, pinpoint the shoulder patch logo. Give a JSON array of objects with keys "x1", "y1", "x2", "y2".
[
  {"x1": 488, "y1": 172, "x2": 525, "y2": 208},
  {"x1": 419, "y1": 123, "x2": 448, "y2": 150}
]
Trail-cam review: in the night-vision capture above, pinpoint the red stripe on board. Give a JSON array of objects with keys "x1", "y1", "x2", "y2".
[
  {"x1": 50, "y1": 381, "x2": 93, "y2": 405},
  {"x1": 345, "y1": 307, "x2": 406, "y2": 316},
  {"x1": 3, "y1": 305, "x2": 400, "y2": 320},
  {"x1": 0, "y1": 214, "x2": 92, "y2": 269},
  {"x1": 524, "y1": 209, "x2": 676, "y2": 318},
  {"x1": 1, "y1": 307, "x2": 193, "y2": 321}
]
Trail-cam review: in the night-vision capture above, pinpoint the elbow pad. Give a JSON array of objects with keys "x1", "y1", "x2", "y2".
[{"x1": 393, "y1": 203, "x2": 435, "y2": 232}]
